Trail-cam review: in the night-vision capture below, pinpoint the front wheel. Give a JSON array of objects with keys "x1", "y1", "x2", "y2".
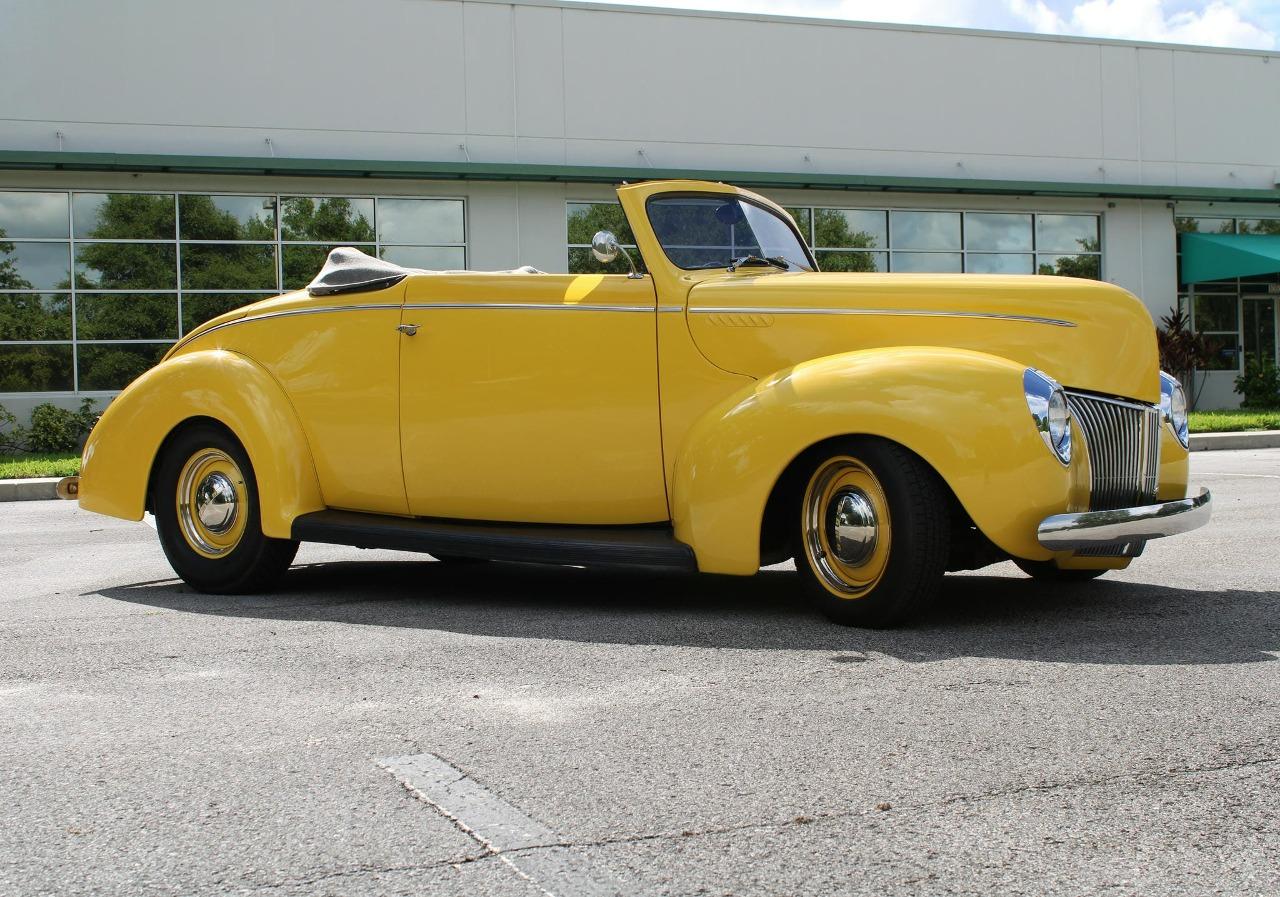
[
  {"x1": 795, "y1": 439, "x2": 949, "y2": 628},
  {"x1": 152, "y1": 423, "x2": 298, "y2": 594}
]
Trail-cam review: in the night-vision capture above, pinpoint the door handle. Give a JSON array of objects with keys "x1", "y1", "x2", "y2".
[{"x1": 397, "y1": 323, "x2": 420, "y2": 336}]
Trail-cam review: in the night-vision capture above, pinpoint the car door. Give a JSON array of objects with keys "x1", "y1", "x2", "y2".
[
  {"x1": 222, "y1": 281, "x2": 410, "y2": 516},
  {"x1": 398, "y1": 273, "x2": 669, "y2": 524}
]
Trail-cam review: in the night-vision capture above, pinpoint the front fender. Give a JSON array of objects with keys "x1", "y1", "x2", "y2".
[
  {"x1": 79, "y1": 349, "x2": 324, "y2": 539},
  {"x1": 671, "y1": 346, "x2": 1089, "y2": 574}
]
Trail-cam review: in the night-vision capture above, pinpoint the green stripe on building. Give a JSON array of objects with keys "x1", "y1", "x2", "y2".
[{"x1": 4, "y1": 150, "x2": 1280, "y2": 204}]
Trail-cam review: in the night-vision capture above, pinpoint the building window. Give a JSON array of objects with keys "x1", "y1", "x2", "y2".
[
  {"x1": 0, "y1": 190, "x2": 466, "y2": 393},
  {"x1": 791, "y1": 206, "x2": 1099, "y2": 277},
  {"x1": 567, "y1": 200, "x2": 1101, "y2": 279},
  {"x1": 566, "y1": 202, "x2": 646, "y2": 274},
  {"x1": 1176, "y1": 216, "x2": 1280, "y2": 373}
]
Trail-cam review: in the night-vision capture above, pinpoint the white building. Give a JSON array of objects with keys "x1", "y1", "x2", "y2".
[{"x1": 2, "y1": 0, "x2": 1279, "y2": 415}]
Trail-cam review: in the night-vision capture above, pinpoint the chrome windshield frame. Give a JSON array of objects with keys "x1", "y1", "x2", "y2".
[{"x1": 644, "y1": 191, "x2": 818, "y2": 273}]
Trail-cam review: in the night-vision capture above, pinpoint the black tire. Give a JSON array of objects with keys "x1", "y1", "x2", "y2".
[
  {"x1": 151, "y1": 422, "x2": 298, "y2": 594},
  {"x1": 1013, "y1": 559, "x2": 1107, "y2": 582},
  {"x1": 794, "y1": 438, "x2": 949, "y2": 628}
]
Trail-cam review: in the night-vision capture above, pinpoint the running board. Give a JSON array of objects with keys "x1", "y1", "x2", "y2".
[{"x1": 291, "y1": 510, "x2": 698, "y2": 570}]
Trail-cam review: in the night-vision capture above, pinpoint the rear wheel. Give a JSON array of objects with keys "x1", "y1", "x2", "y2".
[
  {"x1": 795, "y1": 439, "x2": 948, "y2": 628},
  {"x1": 1014, "y1": 559, "x2": 1107, "y2": 582},
  {"x1": 152, "y1": 423, "x2": 298, "y2": 593}
]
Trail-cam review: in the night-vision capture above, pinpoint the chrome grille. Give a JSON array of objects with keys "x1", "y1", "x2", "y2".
[{"x1": 1066, "y1": 390, "x2": 1161, "y2": 511}]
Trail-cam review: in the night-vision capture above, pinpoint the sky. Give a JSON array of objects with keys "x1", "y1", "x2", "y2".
[{"x1": 569, "y1": 0, "x2": 1280, "y2": 50}]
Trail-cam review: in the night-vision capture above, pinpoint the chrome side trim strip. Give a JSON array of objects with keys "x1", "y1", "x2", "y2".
[
  {"x1": 1037, "y1": 488, "x2": 1212, "y2": 550},
  {"x1": 687, "y1": 307, "x2": 1077, "y2": 327},
  {"x1": 172, "y1": 303, "x2": 404, "y2": 350},
  {"x1": 260, "y1": 303, "x2": 403, "y2": 319},
  {"x1": 174, "y1": 300, "x2": 670, "y2": 353},
  {"x1": 402, "y1": 302, "x2": 655, "y2": 312}
]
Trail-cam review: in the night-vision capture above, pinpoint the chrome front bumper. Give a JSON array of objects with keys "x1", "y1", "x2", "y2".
[{"x1": 1037, "y1": 488, "x2": 1212, "y2": 551}]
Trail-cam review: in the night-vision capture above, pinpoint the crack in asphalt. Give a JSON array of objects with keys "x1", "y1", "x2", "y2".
[
  {"x1": 488, "y1": 752, "x2": 1280, "y2": 858},
  {"x1": 932, "y1": 752, "x2": 1280, "y2": 808}
]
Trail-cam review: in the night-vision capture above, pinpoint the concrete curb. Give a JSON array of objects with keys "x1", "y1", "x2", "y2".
[
  {"x1": 0, "y1": 477, "x2": 63, "y2": 502},
  {"x1": 1189, "y1": 429, "x2": 1280, "y2": 452}
]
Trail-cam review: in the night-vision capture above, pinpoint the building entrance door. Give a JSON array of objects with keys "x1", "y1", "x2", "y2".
[{"x1": 1242, "y1": 296, "x2": 1278, "y2": 367}]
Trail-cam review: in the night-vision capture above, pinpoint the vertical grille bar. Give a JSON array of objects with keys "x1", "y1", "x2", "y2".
[
  {"x1": 1066, "y1": 390, "x2": 1162, "y2": 511},
  {"x1": 1144, "y1": 406, "x2": 1161, "y2": 498}
]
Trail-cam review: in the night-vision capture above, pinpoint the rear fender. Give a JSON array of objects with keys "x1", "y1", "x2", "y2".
[
  {"x1": 79, "y1": 349, "x2": 324, "y2": 538},
  {"x1": 671, "y1": 346, "x2": 1088, "y2": 574}
]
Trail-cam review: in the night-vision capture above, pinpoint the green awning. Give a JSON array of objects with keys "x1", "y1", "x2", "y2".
[{"x1": 1180, "y1": 233, "x2": 1280, "y2": 283}]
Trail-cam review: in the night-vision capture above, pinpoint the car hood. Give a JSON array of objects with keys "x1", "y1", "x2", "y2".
[{"x1": 685, "y1": 271, "x2": 1161, "y2": 403}]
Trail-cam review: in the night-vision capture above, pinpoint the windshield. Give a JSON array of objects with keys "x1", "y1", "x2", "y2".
[{"x1": 646, "y1": 194, "x2": 815, "y2": 272}]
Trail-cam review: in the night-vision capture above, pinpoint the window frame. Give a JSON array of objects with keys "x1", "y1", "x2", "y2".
[
  {"x1": 1175, "y1": 214, "x2": 1280, "y2": 374},
  {"x1": 0, "y1": 187, "x2": 468, "y2": 395},
  {"x1": 643, "y1": 192, "x2": 818, "y2": 273},
  {"x1": 567, "y1": 198, "x2": 1103, "y2": 280}
]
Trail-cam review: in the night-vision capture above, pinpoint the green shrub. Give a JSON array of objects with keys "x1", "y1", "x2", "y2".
[
  {"x1": 1234, "y1": 356, "x2": 1280, "y2": 409},
  {"x1": 25, "y1": 399, "x2": 98, "y2": 453},
  {"x1": 0, "y1": 403, "x2": 26, "y2": 453}
]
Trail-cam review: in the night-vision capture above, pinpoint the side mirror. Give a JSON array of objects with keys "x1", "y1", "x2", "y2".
[
  {"x1": 589, "y1": 230, "x2": 643, "y2": 279},
  {"x1": 591, "y1": 230, "x2": 620, "y2": 263}
]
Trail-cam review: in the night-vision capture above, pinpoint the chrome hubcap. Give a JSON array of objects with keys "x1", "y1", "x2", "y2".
[
  {"x1": 176, "y1": 448, "x2": 246, "y2": 558},
  {"x1": 802, "y1": 456, "x2": 892, "y2": 599},
  {"x1": 826, "y1": 488, "x2": 877, "y2": 566},
  {"x1": 195, "y1": 472, "x2": 238, "y2": 534}
]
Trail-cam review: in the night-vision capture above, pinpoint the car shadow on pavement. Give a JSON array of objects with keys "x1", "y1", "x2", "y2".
[{"x1": 95, "y1": 558, "x2": 1280, "y2": 665}]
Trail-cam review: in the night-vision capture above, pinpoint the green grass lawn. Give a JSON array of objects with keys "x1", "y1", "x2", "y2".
[
  {"x1": 1189, "y1": 408, "x2": 1280, "y2": 433},
  {"x1": 0, "y1": 452, "x2": 81, "y2": 479}
]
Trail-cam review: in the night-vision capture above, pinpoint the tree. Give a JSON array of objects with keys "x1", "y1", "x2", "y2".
[
  {"x1": 0, "y1": 226, "x2": 67, "y2": 341},
  {"x1": 0, "y1": 227, "x2": 73, "y2": 390},
  {"x1": 0, "y1": 228, "x2": 35, "y2": 290},
  {"x1": 279, "y1": 197, "x2": 376, "y2": 289},
  {"x1": 73, "y1": 193, "x2": 177, "y2": 290},
  {"x1": 567, "y1": 203, "x2": 644, "y2": 274},
  {"x1": 1038, "y1": 237, "x2": 1101, "y2": 279},
  {"x1": 280, "y1": 196, "x2": 374, "y2": 243},
  {"x1": 810, "y1": 209, "x2": 881, "y2": 272}
]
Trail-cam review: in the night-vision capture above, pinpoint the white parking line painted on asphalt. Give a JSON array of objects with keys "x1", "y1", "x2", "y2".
[{"x1": 379, "y1": 753, "x2": 633, "y2": 897}]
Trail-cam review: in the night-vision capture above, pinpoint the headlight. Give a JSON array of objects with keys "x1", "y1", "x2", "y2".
[
  {"x1": 1023, "y1": 368, "x2": 1072, "y2": 465},
  {"x1": 1160, "y1": 371, "x2": 1190, "y2": 448}
]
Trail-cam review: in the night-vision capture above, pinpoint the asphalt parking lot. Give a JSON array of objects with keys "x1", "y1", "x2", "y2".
[{"x1": 2, "y1": 449, "x2": 1277, "y2": 897}]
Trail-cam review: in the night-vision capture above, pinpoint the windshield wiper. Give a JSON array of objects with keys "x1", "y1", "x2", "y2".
[{"x1": 726, "y1": 255, "x2": 790, "y2": 272}]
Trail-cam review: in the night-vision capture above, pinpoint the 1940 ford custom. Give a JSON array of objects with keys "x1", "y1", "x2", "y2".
[{"x1": 69, "y1": 179, "x2": 1211, "y2": 627}]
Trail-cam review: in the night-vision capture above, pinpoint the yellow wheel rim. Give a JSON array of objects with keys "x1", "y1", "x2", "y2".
[
  {"x1": 801, "y1": 456, "x2": 891, "y2": 599},
  {"x1": 175, "y1": 448, "x2": 248, "y2": 559}
]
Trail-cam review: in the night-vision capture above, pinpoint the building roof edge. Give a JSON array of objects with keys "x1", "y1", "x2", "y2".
[{"x1": 2, "y1": 150, "x2": 1278, "y2": 204}]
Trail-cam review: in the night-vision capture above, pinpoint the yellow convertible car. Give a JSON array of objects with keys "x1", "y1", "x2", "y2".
[{"x1": 71, "y1": 179, "x2": 1211, "y2": 627}]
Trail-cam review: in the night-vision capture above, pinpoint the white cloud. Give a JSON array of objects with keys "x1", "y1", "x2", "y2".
[
  {"x1": 565, "y1": 0, "x2": 991, "y2": 28},
  {"x1": 1007, "y1": 0, "x2": 1067, "y2": 31},
  {"x1": 828, "y1": 0, "x2": 987, "y2": 27},
  {"x1": 1008, "y1": 0, "x2": 1277, "y2": 49},
  {"x1": 567, "y1": 0, "x2": 1277, "y2": 49}
]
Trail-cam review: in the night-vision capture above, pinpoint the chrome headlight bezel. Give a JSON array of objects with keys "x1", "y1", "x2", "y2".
[
  {"x1": 1160, "y1": 371, "x2": 1190, "y2": 449},
  {"x1": 1024, "y1": 368, "x2": 1072, "y2": 466}
]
